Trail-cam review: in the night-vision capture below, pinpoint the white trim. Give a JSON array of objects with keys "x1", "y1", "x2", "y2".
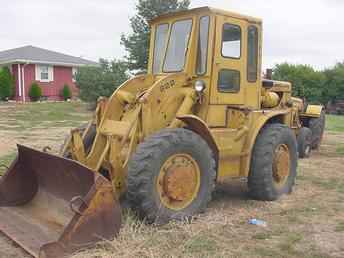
[
  {"x1": 36, "y1": 64, "x2": 54, "y2": 82},
  {"x1": 0, "y1": 59, "x2": 98, "y2": 67},
  {"x1": 48, "y1": 66, "x2": 54, "y2": 82},
  {"x1": 21, "y1": 65, "x2": 26, "y2": 102},
  {"x1": 72, "y1": 67, "x2": 78, "y2": 82},
  {"x1": 17, "y1": 64, "x2": 22, "y2": 97}
]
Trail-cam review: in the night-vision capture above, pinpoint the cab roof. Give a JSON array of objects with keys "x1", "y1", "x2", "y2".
[{"x1": 149, "y1": 6, "x2": 262, "y2": 25}]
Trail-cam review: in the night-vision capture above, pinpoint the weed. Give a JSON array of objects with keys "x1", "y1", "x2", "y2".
[
  {"x1": 336, "y1": 145, "x2": 344, "y2": 155},
  {"x1": 253, "y1": 247, "x2": 280, "y2": 257},
  {"x1": 252, "y1": 232, "x2": 272, "y2": 240},
  {"x1": 277, "y1": 232, "x2": 303, "y2": 253},
  {"x1": 184, "y1": 235, "x2": 218, "y2": 254},
  {"x1": 0, "y1": 153, "x2": 16, "y2": 175},
  {"x1": 335, "y1": 222, "x2": 344, "y2": 232}
]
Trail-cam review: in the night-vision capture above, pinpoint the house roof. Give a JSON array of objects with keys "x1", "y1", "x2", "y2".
[{"x1": 0, "y1": 45, "x2": 98, "y2": 67}]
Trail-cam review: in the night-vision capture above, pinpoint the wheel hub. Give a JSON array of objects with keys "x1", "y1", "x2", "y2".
[
  {"x1": 157, "y1": 154, "x2": 200, "y2": 210},
  {"x1": 272, "y1": 144, "x2": 290, "y2": 187}
]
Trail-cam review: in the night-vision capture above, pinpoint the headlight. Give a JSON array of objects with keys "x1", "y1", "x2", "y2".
[{"x1": 195, "y1": 80, "x2": 206, "y2": 92}]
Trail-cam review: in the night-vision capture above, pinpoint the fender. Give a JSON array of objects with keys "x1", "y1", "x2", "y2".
[
  {"x1": 301, "y1": 104, "x2": 324, "y2": 118},
  {"x1": 240, "y1": 109, "x2": 289, "y2": 177},
  {"x1": 177, "y1": 115, "x2": 219, "y2": 166}
]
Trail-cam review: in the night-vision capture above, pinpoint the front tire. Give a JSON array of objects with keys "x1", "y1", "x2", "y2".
[
  {"x1": 127, "y1": 128, "x2": 216, "y2": 224},
  {"x1": 248, "y1": 124, "x2": 298, "y2": 201}
]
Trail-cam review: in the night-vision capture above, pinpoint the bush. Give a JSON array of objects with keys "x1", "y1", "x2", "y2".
[
  {"x1": 60, "y1": 84, "x2": 72, "y2": 101},
  {"x1": 29, "y1": 82, "x2": 42, "y2": 101},
  {"x1": 76, "y1": 58, "x2": 129, "y2": 103},
  {"x1": 0, "y1": 67, "x2": 15, "y2": 101}
]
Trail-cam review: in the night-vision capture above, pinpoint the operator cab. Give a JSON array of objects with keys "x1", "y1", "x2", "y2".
[{"x1": 149, "y1": 7, "x2": 263, "y2": 111}]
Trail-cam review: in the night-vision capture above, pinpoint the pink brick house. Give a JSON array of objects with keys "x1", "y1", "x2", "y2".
[{"x1": 0, "y1": 46, "x2": 98, "y2": 102}]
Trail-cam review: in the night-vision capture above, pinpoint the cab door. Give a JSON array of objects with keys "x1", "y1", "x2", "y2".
[{"x1": 210, "y1": 15, "x2": 246, "y2": 105}]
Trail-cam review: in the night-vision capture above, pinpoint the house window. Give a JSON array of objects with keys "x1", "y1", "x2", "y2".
[
  {"x1": 36, "y1": 65, "x2": 53, "y2": 82},
  {"x1": 40, "y1": 66, "x2": 49, "y2": 80},
  {"x1": 72, "y1": 67, "x2": 78, "y2": 82}
]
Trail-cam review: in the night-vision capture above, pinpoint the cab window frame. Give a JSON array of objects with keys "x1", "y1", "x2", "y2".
[
  {"x1": 196, "y1": 15, "x2": 210, "y2": 75},
  {"x1": 221, "y1": 23, "x2": 242, "y2": 60},
  {"x1": 162, "y1": 18, "x2": 194, "y2": 73},
  {"x1": 247, "y1": 25, "x2": 259, "y2": 82},
  {"x1": 152, "y1": 23, "x2": 170, "y2": 74},
  {"x1": 217, "y1": 69, "x2": 241, "y2": 93}
]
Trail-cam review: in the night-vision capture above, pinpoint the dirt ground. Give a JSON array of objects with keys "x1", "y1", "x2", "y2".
[{"x1": 0, "y1": 102, "x2": 343, "y2": 258}]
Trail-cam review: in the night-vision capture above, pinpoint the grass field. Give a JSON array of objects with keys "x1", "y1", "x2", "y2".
[
  {"x1": 0, "y1": 101, "x2": 91, "y2": 175},
  {"x1": 0, "y1": 102, "x2": 343, "y2": 258},
  {"x1": 326, "y1": 115, "x2": 344, "y2": 132}
]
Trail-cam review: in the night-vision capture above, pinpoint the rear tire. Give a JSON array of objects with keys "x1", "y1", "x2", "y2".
[
  {"x1": 297, "y1": 127, "x2": 312, "y2": 158},
  {"x1": 127, "y1": 128, "x2": 216, "y2": 224},
  {"x1": 308, "y1": 110, "x2": 325, "y2": 150},
  {"x1": 248, "y1": 124, "x2": 298, "y2": 201}
]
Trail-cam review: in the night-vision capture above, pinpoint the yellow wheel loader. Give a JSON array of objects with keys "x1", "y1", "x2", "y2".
[{"x1": 0, "y1": 7, "x2": 325, "y2": 257}]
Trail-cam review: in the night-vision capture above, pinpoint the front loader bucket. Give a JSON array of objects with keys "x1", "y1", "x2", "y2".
[{"x1": 0, "y1": 145, "x2": 121, "y2": 258}]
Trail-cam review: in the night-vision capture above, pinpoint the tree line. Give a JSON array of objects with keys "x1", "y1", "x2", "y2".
[{"x1": 273, "y1": 62, "x2": 344, "y2": 105}]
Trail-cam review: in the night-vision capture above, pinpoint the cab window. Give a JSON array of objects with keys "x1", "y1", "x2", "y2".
[
  {"x1": 218, "y1": 69, "x2": 240, "y2": 92},
  {"x1": 247, "y1": 25, "x2": 259, "y2": 82},
  {"x1": 196, "y1": 16, "x2": 210, "y2": 75},
  {"x1": 163, "y1": 19, "x2": 193, "y2": 72},
  {"x1": 222, "y1": 23, "x2": 241, "y2": 59},
  {"x1": 153, "y1": 24, "x2": 169, "y2": 74}
]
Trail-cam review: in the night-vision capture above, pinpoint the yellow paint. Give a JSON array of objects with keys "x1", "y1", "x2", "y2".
[
  {"x1": 61, "y1": 7, "x2": 324, "y2": 200},
  {"x1": 304, "y1": 105, "x2": 323, "y2": 117},
  {"x1": 262, "y1": 91, "x2": 280, "y2": 108}
]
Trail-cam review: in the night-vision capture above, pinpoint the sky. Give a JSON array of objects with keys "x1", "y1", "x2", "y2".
[{"x1": 0, "y1": 0, "x2": 343, "y2": 70}]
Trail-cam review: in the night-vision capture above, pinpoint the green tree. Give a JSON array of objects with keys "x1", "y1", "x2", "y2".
[
  {"x1": 322, "y1": 62, "x2": 344, "y2": 104},
  {"x1": 29, "y1": 82, "x2": 42, "y2": 102},
  {"x1": 121, "y1": 0, "x2": 190, "y2": 72},
  {"x1": 0, "y1": 67, "x2": 15, "y2": 101},
  {"x1": 272, "y1": 63, "x2": 325, "y2": 104},
  {"x1": 60, "y1": 84, "x2": 72, "y2": 101},
  {"x1": 76, "y1": 59, "x2": 129, "y2": 103}
]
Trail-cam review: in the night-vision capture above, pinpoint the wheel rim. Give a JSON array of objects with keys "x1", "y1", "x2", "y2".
[
  {"x1": 157, "y1": 153, "x2": 201, "y2": 211},
  {"x1": 305, "y1": 145, "x2": 311, "y2": 156},
  {"x1": 305, "y1": 133, "x2": 312, "y2": 156},
  {"x1": 272, "y1": 144, "x2": 290, "y2": 188}
]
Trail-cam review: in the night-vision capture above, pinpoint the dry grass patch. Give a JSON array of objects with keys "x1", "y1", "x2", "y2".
[
  {"x1": 73, "y1": 132, "x2": 344, "y2": 258},
  {"x1": 73, "y1": 211, "x2": 234, "y2": 258}
]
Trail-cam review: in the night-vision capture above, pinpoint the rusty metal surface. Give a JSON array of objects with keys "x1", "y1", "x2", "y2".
[
  {"x1": 0, "y1": 145, "x2": 121, "y2": 258},
  {"x1": 157, "y1": 153, "x2": 201, "y2": 211},
  {"x1": 272, "y1": 144, "x2": 291, "y2": 188}
]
